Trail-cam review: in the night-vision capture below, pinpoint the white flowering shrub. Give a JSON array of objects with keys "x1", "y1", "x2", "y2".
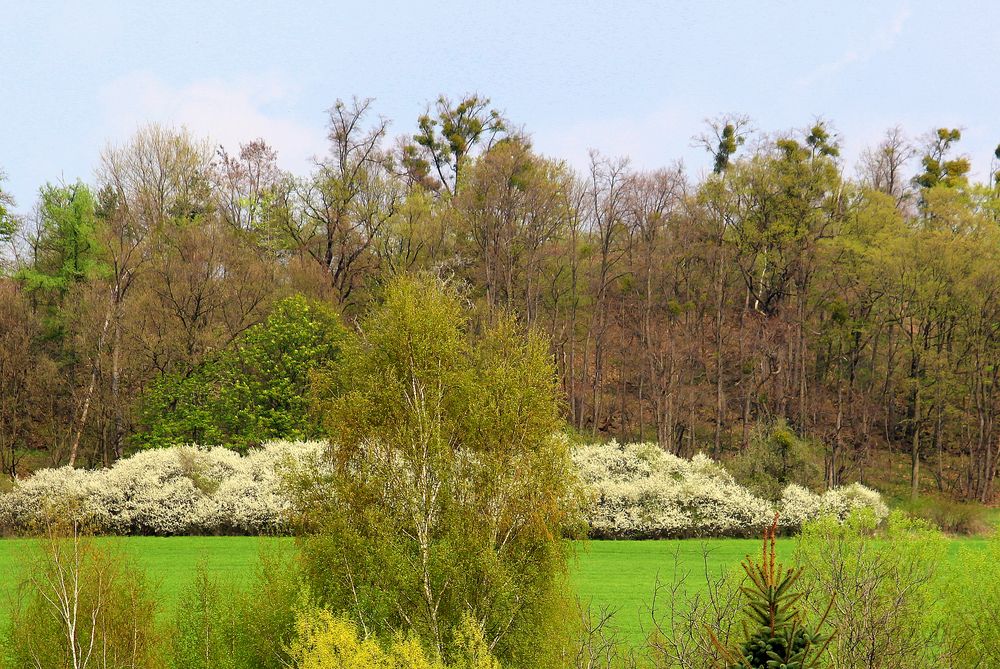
[
  {"x1": 573, "y1": 441, "x2": 891, "y2": 538},
  {"x1": 819, "y1": 482, "x2": 890, "y2": 522},
  {"x1": 203, "y1": 440, "x2": 328, "y2": 533},
  {"x1": 777, "y1": 481, "x2": 889, "y2": 529},
  {"x1": 572, "y1": 441, "x2": 775, "y2": 538},
  {"x1": 0, "y1": 466, "x2": 108, "y2": 531},
  {"x1": 0, "y1": 441, "x2": 329, "y2": 536},
  {"x1": 95, "y1": 447, "x2": 215, "y2": 534},
  {"x1": 1, "y1": 438, "x2": 889, "y2": 538},
  {"x1": 776, "y1": 484, "x2": 823, "y2": 529}
]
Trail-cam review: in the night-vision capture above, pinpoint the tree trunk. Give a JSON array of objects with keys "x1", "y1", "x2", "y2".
[
  {"x1": 910, "y1": 381, "x2": 921, "y2": 500},
  {"x1": 69, "y1": 294, "x2": 115, "y2": 467}
]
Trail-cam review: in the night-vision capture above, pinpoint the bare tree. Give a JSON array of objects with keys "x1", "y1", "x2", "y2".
[
  {"x1": 213, "y1": 139, "x2": 286, "y2": 240},
  {"x1": 457, "y1": 138, "x2": 569, "y2": 320},
  {"x1": 12, "y1": 519, "x2": 158, "y2": 669},
  {"x1": 857, "y1": 126, "x2": 915, "y2": 208},
  {"x1": 288, "y1": 97, "x2": 401, "y2": 305},
  {"x1": 585, "y1": 152, "x2": 631, "y2": 435}
]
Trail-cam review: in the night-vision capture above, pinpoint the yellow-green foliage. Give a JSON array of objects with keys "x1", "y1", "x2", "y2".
[
  {"x1": 796, "y1": 510, "x2": 948, "y2": 668},
  {"x1": 945, "y1": 537, "x2": 1000, "y2": 665},
  {"x1": 287, "y1": 608, "x2": 501, "y2": 669},
  {"x1": 7, "y1": 526, "x2": 162, "y2": 669},
  {"x1": 301, "y1": 275, "x2": 576, "y2": 667}
]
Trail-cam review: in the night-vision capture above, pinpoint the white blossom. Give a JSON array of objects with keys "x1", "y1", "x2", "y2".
[
  {"x1": 0, "y1": 441, "x2": 329, "y2": 535},
  {"x1": 0, "y1": 438, "x2": 888, "y2": 537},
  {"x1": 572, "y1": 441, "x2": 890, "y2": 537}
]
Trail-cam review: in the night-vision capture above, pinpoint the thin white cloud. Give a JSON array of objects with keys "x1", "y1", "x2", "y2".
[
  {"x1": 97, "y1": 72, "x2": 327, "y2": 172},
  {"x1": 796, "y1": 5, "x2": 912, "y2": 88}
]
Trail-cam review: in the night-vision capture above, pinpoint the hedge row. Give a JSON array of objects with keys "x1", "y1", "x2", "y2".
[
  {"x1": 0, "y1": 441, "x2": 327, "y2": 535},
  {"x1": 571, "y1": 440, "x2": 888, "y2": 538},
  {"x1": 0, "y1": 439, "x2": 889, "y2": 537}
]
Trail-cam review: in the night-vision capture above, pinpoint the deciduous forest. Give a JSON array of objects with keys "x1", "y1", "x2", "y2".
[{"x1": 3, "y1": 94, "x2": 1000, "y2": 503}]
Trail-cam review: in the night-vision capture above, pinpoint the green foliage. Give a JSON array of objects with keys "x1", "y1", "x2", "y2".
[
  {"x1": 944, "y1": 536, "x2": 1000, "y2": 666},
  {"x1": 713, "y1": 519, "x2": 831, "y2": 669},
  {"x1": 236, "y1": 544, "x2": 302, "y2": 669},
  {"x1": 136, "y1": 295, "x2": 346, "y2": 450},
  {"x1": 7, "y1": 524, "x2": 162, "y2": 669},
  {"x1": 169, "y1": 546, "x2": 302, "y2": 669},
  {"x1": 0, "y1": 170, "x2": 15, "y2": 246},
  {"x1": 410, "y1": 94, "x2": 507, "y2": 193},
  {"x1": 914, "y1": 128, "x2": 970, "y2": 191},
  {"x1": 718, "y1": 128, "x2": 843, "y2": 315},
  {"x1": 15, "y1": 182, "x2": 103, "y2": 316},
  {"x1": 796, "y1": 510, "x2": 948, "y2": 668},
  {"x1": 804, "y1": 121, "x2": 839, "y2": 159},
  {"x1": 303, "y1": 274, "x2": 578, "y2": 667},
  {"x1": 713, "y1": 123, "x2": 745, "y2": 174},
  {"x1": 729, "y1": 421, "x2": 822, "y2": 501},
  {"x1": 170, "y1": 560, "x2": 242, "y2": 669},
  {"x1": 898, "y1": 495, "x2": 993, "y2": 535}
]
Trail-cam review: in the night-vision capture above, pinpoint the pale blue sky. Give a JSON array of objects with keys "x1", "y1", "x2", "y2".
[{"x1": 2, "y1": 1, "x2": 998, "y2": 211}]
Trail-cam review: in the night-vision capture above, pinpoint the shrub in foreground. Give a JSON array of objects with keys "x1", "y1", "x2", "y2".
[
  {"x1": 288, "y1": 608, "x2": 501, "y2": 669},
  {"x1": 712, "y1": 517, "x2": 832, "y2": 669},
  {"x1": 302, "y1": 275, "x2": 579, "y2": 668},
  {"x1": 170, "y1": 561, "x2": 244, "y2": 669},
  {"x1": 645, "y1": 546, "x2": 747, "y2": 668},
  {"x1": 796, "y1": 510, "x2": 950, "y2": 669},
  {"x1": 7, "y1": 522, "x2": 161, "y2": 669},
  {"x1": 947, "y1": 536, "x2": 1000, "y2": 665},
  {"x1": 167, "y1": 542, "x2": 301, "y2": 669}
]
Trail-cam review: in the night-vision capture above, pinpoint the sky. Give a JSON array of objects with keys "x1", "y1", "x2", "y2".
[{"x1": 2, "y1": 0, "x2": 998, "y2": 212}]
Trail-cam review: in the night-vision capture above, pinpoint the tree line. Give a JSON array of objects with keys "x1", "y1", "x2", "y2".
[{"x1": 2, "y1": 94, "x2": 1000, "y2": 502}]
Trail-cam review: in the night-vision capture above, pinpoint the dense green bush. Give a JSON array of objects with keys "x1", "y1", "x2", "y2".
[
  {"x1": 137, "y1": 295, "x2": 346, "y2": 450},
  {"x1": 728, "y1": 421, "x2": 823, "y2": 501},
  {"x1": 897, "y1": 495, "x2": 993, "y2": 535},
  {"x1": 288, "y1": 608, "x2": 501, "y2": 669},
  {"x1": 301, "y1": 275, "x2": 580, "y2": 667}
]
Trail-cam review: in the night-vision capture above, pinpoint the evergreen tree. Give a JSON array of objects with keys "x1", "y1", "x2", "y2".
[{"x1": 713, "y1": 516, "x2": 833, "y2": 669}]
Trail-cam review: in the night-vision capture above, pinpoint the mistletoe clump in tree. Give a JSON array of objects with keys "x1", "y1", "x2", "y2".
[{"x1": 713, "y1": 515, "x2": 833, "y2": 669}]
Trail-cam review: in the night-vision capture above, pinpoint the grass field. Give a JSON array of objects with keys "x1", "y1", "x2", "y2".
[{"x1": 0, "y1": 536, "x2": 989, "y2": 645}]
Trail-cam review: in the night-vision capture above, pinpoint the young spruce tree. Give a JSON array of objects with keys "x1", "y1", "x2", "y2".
[{"x1": 713, "y1": 516, "x2": 833, "y2": 669}]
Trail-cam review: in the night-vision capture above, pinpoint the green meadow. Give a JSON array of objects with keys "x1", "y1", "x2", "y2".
[{"x1": 0, "y1": 536, "x2": 989, "y2": 645}]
